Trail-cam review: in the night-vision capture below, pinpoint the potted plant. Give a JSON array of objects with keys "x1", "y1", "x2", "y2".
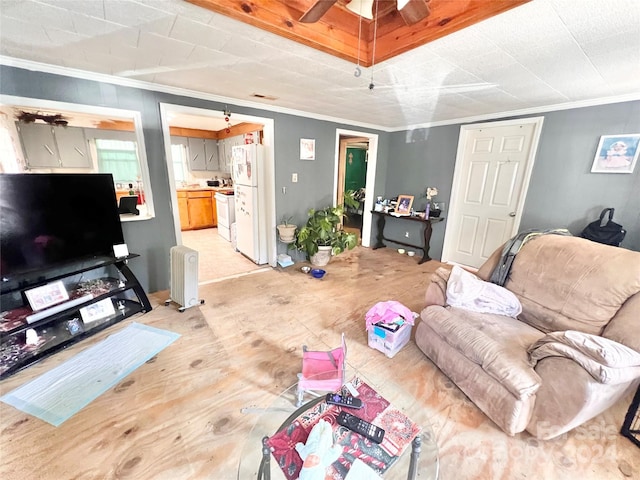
[
  {"x1": 290, "y1": 205, "x2": 357, "y2": 266},
  {"x1": 276, "y1": 215, "x2": 297, "y2": 243}
]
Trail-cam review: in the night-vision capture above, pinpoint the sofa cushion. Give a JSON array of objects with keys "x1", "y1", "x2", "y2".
[
  {"x1": 505, "y1": 235, "x2": 640, "y2": 335},
  {"x1": 421, "y1": 306, "x2": 544, "y2": 399}
]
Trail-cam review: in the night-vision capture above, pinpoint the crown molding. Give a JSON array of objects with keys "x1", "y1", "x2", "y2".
[{"x1": 2, "y1": 56, "x2": 639, "y2": 134}]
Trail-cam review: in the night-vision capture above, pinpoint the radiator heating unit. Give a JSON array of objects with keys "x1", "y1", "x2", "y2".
[{"x1": 165, "y1": 246, "x2": 204, "y2": 312}]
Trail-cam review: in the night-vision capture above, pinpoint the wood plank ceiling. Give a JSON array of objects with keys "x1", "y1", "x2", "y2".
[{"x1": 186, "y1": 0, "x2": 531, "y2": 67}]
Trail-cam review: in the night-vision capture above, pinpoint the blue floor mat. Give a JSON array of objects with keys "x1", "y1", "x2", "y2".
[{"x1": 1, "y1": 322, "x2": 180, "y2": 426}]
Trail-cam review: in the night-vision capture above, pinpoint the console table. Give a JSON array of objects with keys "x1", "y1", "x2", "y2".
[{"x1": 371, "y1": 211, "x2": 444, "y2": 264}]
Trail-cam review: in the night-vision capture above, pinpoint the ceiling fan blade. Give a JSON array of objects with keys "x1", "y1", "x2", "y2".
[
  {"x1": 398, "y1": 0, "x2": 431, "y2": 25},
  {"x1": 299, "y1": 0, "x2": 338, "y2": 23}
]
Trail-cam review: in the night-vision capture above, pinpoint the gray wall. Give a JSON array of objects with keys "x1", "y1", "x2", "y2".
[
  {"x1": 382, "y1": 101, "x2": 640, "y2": 258},
  {"x1": 3, "y1": 65, "x2": 637, "y2": 292},
  {"x1": 0, "y1": 65, "x2": 388, "y2": 291}
]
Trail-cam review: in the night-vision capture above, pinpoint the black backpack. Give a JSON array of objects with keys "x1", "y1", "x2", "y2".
[{"x1": 580, "y1": 208, "x2": 626, "y2": 247}]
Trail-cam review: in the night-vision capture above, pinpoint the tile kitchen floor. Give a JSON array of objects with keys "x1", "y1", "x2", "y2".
[{"x1": 181, "y1": 228, "x2": 266, "y2": 283}]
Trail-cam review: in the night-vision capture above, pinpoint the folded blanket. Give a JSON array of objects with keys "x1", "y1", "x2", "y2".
[
  {"x1": 528, "y1": 330, "x2": 640, "y2": 384},
  {"x1": 446, "y1": 265, "x2": 522, "y2": 317}
]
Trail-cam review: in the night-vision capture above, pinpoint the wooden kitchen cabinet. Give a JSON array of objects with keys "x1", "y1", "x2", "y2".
[
  {"x1": 177, "y1": 190, "x2": 218, "y2": 230},
  {"x1": 177, "y1": 191, "x2": 190, "y2": 231}
]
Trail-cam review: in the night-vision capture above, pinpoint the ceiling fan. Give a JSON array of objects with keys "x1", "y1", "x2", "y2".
[{"x1": 300, "y1": 0, "x2": 431, "y2": 25}]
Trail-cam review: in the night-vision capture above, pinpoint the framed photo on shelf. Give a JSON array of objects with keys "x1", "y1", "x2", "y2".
[
  {"x1": 590, "y1": 134, "x2": 640, "y2": 173},
  {"x1": 395, "y1": 195, "x2": 414, "y2": 215},
  {"x1": 24, "y1": 280, "x2": 69, "y2": 312},
  {"x1": 79, "y1": 298, "x2": 115, "y2": 324}
]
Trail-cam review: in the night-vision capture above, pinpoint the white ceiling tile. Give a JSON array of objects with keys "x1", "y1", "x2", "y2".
[
  {"x1": 1, "y1": 0, "x2": 638, "y2": 128},
  {"x1": 66, "y1": 13, "x2": 127, "y2": 39},
  {"x1": 103, "y1": 0, "x2": 173, "y2": 27},
  {"x1": 0, "y1": 17, "x2": 50, "y2": 49},
  {"x1": 138, "y1": 31, "x2": 194, "y2": 61},
  {"x1": 547, "y1": 0, "x2": 640, "y2": 42},
  {"x1": 1, "y1": 0, "x2": 75, "y2": 31},
  {"x1": 169, "y1": 16, "x2": 229, "y2": 50},
  {"x1": 41, "y1": 26, "x2": 89, "y2": 48},
  {"x1": 33, "y1": 0, "x2": 106, "y2": 19},
  {"x1": 186, "y1": 45, "x2": 239, "y2": 68},
  {"x1": 135, "y1": 0, "x2": 214, "y2": 24}
]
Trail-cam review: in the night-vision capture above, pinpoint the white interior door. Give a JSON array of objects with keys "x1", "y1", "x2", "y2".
[{"x1": 443, "y1": 117, "x2": 544, "y2": 268}]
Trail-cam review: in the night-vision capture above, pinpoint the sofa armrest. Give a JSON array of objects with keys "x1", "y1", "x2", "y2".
[
  {"x1": 424, "y1": 267, "x2": 451, "y2": 307},
  {"x1": 603, "y1": 292, "x2": 640, "y2": 352},
  {"x1": 528, "y1": 330, "x2": 640, "y2": 385},
  {"x1": 527, "y1": 357, "x2": 639, "y2": 439}
]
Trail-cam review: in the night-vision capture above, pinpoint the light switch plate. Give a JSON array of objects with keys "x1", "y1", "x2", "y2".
[{"x1": 292, "y1": 173, "x2": 298, "y2": 183}]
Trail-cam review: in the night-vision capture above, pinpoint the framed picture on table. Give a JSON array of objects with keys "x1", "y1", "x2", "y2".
[
  {"x1": 395, "y1": 195, "x2": 414, "y2": 215},
  {"x1": 25, "y1": 280, "x2": 69, "y2": 311}
]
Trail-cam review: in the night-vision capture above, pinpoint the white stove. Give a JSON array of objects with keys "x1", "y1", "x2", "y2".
[{"x1": 215, "y1": 192, "x2": 235, "y2": 241}]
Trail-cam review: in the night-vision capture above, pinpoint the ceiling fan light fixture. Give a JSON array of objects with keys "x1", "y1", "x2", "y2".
[
  {"x1": 397, "y1": 0, "x2": 431, "y2": 24},
  {"x1": 346, "y1": 0, "x2": 374, "y2": 20}
]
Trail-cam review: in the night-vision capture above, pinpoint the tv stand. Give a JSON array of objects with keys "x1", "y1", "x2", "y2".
[{"x1": 0, "y1": 255, "x2": 151, "y2": 380}]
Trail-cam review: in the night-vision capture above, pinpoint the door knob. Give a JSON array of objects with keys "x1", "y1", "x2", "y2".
[{"x1": 509, "y1": 212, "x2": 516, "y2": 217}]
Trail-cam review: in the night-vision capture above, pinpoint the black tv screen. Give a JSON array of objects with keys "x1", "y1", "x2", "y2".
[{"x1": 0, "y1": 173, "x2": 125, "y2": 279}]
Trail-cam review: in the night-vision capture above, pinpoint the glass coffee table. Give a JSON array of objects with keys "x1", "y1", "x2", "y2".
[{"x1": 238, "y1": 374, "x2": 439, "y2": 479}]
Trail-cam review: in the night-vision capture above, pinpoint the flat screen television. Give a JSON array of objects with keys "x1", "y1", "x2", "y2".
[{"x1": 0, "y1": 173, "x2": 125, "y2": 280}]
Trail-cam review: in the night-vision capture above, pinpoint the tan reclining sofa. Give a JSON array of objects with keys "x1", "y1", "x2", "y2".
[{"x1": 416, "y1": 234, "x2": 640, "y2": 439}]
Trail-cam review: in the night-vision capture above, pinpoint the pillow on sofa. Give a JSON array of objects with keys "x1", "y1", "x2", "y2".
[{"x1": 446, "y1": 265, "x2": 522, "y2": 317}]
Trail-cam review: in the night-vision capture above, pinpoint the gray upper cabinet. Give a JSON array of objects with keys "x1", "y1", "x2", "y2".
[
  {"x1": 18, "y1": 123, "x2": 59, "y2": 168},
  {"x1": 54, "y1": 126, "x2": 89, "y2": 168},
  {"x1": 18, "y1": 123, "x2": 90, "y2": 169},
  {"x1": 204, "y1": 139, "x2": 219, "y2": 171},
  {"x1": 217, "y1": 139, "x2": 228, "y2": 173},
  {"x1": 187, "y1": 137, "x2": 206, "y2": 171}
]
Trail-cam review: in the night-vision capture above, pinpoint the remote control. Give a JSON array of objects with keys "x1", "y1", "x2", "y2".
[
  {"x1": 325, "y1": 393, "x2": 363, "y2": 409},
  {"x1": 336, "y1": 411, "x2": 385, "y2": 443}
]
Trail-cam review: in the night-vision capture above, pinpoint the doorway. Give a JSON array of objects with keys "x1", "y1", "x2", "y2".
[
  {"x1": 334, "y1": 129, "x2": 379, "y2": 248},
  {"x1": 160, "y1": 103, "x2": 277, "y2": 283},
  {"x1": 442, "y1": 116, "x2": 544, "y2": 268}
]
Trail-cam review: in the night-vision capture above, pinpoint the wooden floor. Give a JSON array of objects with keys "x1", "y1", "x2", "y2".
[{"x1": 0, "y1": 246, "x2": 637, "y2": 480}]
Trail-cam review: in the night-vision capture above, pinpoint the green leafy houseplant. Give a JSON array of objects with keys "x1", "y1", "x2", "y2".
[{"x1": 290, "y1": 205, "x2": 358, "y2": 259}]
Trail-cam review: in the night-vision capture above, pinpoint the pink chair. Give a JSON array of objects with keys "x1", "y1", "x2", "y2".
[{"x1": 296, "y1": 333, "x2": 346, "y2": 407}]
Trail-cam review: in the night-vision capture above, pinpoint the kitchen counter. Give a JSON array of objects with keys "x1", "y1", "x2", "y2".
[{"x1": 176, "y1": 186, "x2": 234, "y2": 194}]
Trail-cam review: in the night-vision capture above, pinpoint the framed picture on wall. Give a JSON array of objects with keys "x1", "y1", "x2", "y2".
[
  {"x1": 590, "y1": 134, "x2": 640, "y2": 173},
  {"x1": 300, "y1": 138, "x2": 315, "y2": 160},
  {"x1": 395, "y1": 195, "x2": 414, "y2": 215}
]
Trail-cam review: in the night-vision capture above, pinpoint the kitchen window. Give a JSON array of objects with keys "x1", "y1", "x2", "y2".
[
  {"x1": 95, "y1": 139, "x2": 140, "y2": 183},
  {"x1": 171, "y1": 143, "x2": 188, "y2": 183}
]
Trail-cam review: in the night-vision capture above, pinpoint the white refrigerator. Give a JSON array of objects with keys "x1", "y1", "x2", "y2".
[{"x1": 232, "y1": 144, "x2": 268, "y2": 264}]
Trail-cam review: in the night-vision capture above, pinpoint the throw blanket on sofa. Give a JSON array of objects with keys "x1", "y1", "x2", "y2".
[
  {"x1": 446, "y1": 265, "x2": 522, "y2": 317},
  {"x1": 489, "y1": 228, "x2": 571, "y2": 286},
  {"x1": 528, "y1": 330, "x2": 640, "y2": 384}
]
